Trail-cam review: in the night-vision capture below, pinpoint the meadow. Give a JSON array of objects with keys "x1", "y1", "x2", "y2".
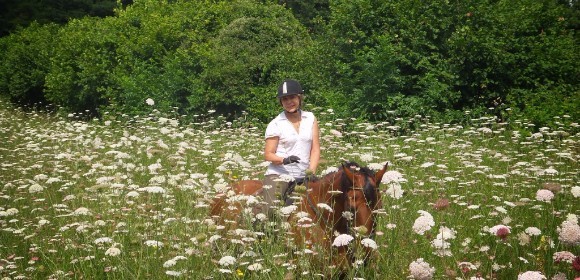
[{"x1": 0, "y1": 98, "x2": 578, "y2": 280}]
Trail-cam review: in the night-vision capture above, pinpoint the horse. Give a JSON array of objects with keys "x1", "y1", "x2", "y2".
[{"x1": 208, "y1": 161, "x2": 388, "y2": 275}]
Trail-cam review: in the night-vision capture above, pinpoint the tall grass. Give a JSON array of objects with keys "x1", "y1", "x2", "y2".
[{"x1": 0, "y1": 99, "x2": 578, "y2": 279}]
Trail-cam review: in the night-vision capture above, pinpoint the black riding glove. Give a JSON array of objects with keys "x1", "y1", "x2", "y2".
[{"x1": 282, "y1": 155, "x2": 301, "y2": 165}]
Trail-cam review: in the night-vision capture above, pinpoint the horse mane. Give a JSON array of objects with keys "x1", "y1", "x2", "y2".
[{"x1": 339, "y1": 161, "x2": 378, "y2": 205}]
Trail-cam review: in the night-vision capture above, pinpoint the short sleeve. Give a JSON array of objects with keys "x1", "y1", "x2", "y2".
[{"x1": 265, "y1": 121, "x2": 280, "y2": 139}]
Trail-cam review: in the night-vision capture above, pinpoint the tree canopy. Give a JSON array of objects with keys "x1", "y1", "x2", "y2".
[{"x1": 0, "y1": 0, "x2": 578, "y2": 127}]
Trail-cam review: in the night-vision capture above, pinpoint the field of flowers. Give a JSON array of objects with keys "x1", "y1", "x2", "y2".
[{"x1": 0, "y1": 98, "x2": 579, "y2": 280}]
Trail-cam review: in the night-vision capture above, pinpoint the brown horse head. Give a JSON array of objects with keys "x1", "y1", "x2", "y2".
[{"x1": 341, "y1": 161, "x2": 388, "y2": 238}]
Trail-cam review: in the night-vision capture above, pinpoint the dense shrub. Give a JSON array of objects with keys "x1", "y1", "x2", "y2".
[
  {"x1": 44, "y1": 17, "x2": 118, "y2": 116},
  {"x1": 0, "y1": 0, "x2": 577, "y2": 126},
  {"x1": 197, "y1": 2, "x2": 312, "y2": 121},
  {"x1": 0, "y1": 22, "x2": 59, "y2": 107}
]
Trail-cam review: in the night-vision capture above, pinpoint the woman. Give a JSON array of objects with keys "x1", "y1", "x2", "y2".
[{"x1": 260, "y1": 79, "x2": 320, "y2": 218}]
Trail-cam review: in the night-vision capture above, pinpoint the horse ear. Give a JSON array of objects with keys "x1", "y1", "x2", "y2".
[
  {"x1": 375, "y1": 162, "x2": 389, "y2": 185},
  {"x1": 342, "y1": 163, "x2": 355, "y2": 182}
]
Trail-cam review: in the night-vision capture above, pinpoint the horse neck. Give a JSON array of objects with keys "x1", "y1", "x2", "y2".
[
  {"x1": 302, "y1": 171, "x2": 347, "y2": 232},
  {"x1": 305, "y1": 171, "x2": 345, "y2": 202},
  {"x1": 319, "y1": 171, "x2": 345, "y2": 192}
]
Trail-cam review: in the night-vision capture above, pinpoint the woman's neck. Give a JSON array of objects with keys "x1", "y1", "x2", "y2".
[{"x1": 285, "y1": 110, "x2": 301, "y2": 122}]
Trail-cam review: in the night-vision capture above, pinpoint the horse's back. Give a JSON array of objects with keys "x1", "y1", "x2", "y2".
[
  {"x1": 209, "y1": 180, "x2": 263, "y2": 217},
  {"x1": 234, "y1": 180, "x2": 263, "y2": 195}
]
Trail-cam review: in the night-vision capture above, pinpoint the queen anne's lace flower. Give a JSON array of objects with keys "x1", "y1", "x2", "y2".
[
  {"x1": 28, "y1": 184, "x2": 44, "y2": 193},
  {"x1": 94, "y1": 237, "x2": 113, "y2": 244},
  {"x1": 409, "y1": 258, "x2": 435, "y2": 280},
  {"x1": 517, "y1": 271, "x2": 546, "y2": 280},
  {"x1": 524, "y1": 227, "x2": 542, "y2": 236},
  {"x1": 317, "y1": 203, "x2": 333, "y2": 213},
  {"x1": 571, "y1": 186, "x2": 580, "y2": 198},
  {"x1": 553, "y1": 251, "x2": 576, "y2": 263},
  {"x1": 163, "y1": 259, "x2": 177, "y2": 268},
  {"x1": 381, "y1": 170, "x2": 406, "y2": 184},
  {"x1": 218, "y1": 256, "x2": 236, "y2": 267},
  {"x1": 144, "y1": 240, "x2": 164, "y2": 247},
  {"x1": 535, "y1": 189, "x2": 554, "y2": 202},
  {"x1": 386, "y1": 182, "x2": 404, "y2": 199},
  {"x1": 361, "y1": 238, "x2": 378, "y2": 250},
  {"x1": 73, "y1": 207, "x2": 90, "y2": 216},
  {"x1": 413, "y1": 211, "x2": 435, "y2": 235},
  {"x1": 247, "y1": 263, "x2": 263, "y2": 271},
  {"x1": 105, "y1": 247, "x2": 121, "y2": 257},
  {"x1": 332, "y1": 234, "x2": 354, "y2": 247},
  {"x1": 558, "y1": 220, "x2": 580, "y2": 246},
  {"x1": 279, "y1": 205, "x2": 297, "y2": 216}
]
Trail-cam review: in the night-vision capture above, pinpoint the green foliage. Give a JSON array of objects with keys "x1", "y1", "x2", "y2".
[
  {"x1": 447, "y1": 0, "x2": 580, "y2": 120},
  {"x1": 0, "y1": 22, "x2": 59, "y2": 107},
  {"x1": 0, "y1": 0, "x2": 577, "y2": 126},
  {"x1": 324, "y1": 0, "x2": 461, "y2": 120},
  {"x1": 279, "y1": 0, "x2": 331, "y2": 34},
  {"x1": 0, "y1": 0, "x2": 119, "y2": 36},
  {"x1": 195, "y1": 1, "x2": 312, "y2": 120},
  {"x1": 507, "y1": 84, "x2": 579, "y2": 127},
  {"x1": 44, "y1": 17, "x2": 118, "y2": 116}
]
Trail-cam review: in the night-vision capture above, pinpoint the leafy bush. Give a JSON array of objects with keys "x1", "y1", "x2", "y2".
[
  {"x1": 44, "y1": 17, "x2": 118, "y2": 116},
  {"x1": 0, "y1": 22, "x2": 59, "y2": 107},
  {"x1": 196, "y1": 1, "x2": 312, "y2": 121},
  {"x1": 0, "y1": 0, "x2": 577, "y2": 126}
]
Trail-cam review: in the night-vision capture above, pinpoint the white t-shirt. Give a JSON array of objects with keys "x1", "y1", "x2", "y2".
[{"x1": 265, "y1": 110, "x2": 315, "y2": 178}]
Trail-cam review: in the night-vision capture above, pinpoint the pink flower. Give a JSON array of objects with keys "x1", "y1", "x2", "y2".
[
  {"x1": 553, "y1": 251, "x2": 575, "y2": 263},
  {"x1": 573, "y1": 256, "x2": 580, "y2": 272},
  {"x1": 409, "y1": 258, "x2": 435, "y2": 280},
  {"x1": 558, "y1": 220, "x2": 580, "y2": 246},
  {"x1": 536, "y1": 189, "x2": 554, "y2": 202},
  {"x1": 517, "y1": 271, "x2": 546, "y2": 280},
  {"x1": 489, "y1": 225, "x2": 511, "y2": 240}
]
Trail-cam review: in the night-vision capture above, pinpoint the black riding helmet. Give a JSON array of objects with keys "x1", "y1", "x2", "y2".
[{"x1": 277, "y1": 79, "x2": 303, "y2": 98}]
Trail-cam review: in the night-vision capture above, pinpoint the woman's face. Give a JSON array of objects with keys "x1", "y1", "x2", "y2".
[{"x1": 280, "y1": 94, "x2": 301, "y2": 113}]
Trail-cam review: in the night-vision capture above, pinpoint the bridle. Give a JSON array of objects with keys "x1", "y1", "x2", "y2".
[
  {"x1": 344, "y1": 175, "x2": 380, "y2": 240},
  {"x1": 304, "y1": 167, "x2": 380, "y2": 240}
]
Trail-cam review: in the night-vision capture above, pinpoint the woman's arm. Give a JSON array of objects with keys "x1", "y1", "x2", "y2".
[
  {"x1": 308, "y1": 118, "x2": 321, "y2": 173},
  {"x1": 264, "y1": 137, "x2": 284, "y2": 165}
]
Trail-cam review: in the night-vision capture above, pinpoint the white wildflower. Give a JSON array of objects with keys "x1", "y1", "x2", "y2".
[
  {"x1": 381, "y1": 170, "x2": 405, "y2": 184},
  {"x1": 105, "y1": 247, "x2": 121, "y2": 257},
  {"x1": 144, "y1": 240, "x2": 164, "y2": 248},
  {"x1": 517, "y1": 271, "x2": 546, "y2": 280},
  {"x1": 385, "y1": 182, "x2": 404, "y2": 199},
  {"x1": 317, "y1": 203, "x2": 333, "y2": 213},
  {"x1": 524, "y1": 227, "x2": 542, "y2": 236},
  {"x1": 218, "y1": 256, "x2": 236, "y2": 267},
  {"x1": 279, "y1": 205, "x2": 297, "y2": 216},
  {"x1": 557, "y1": 219, "x2": 580, "y2": 246},
  {"x1": 247, "y1": 263, "x2": 263, "y2": 271},
  {"x1": 94, "y1": 237, "x2": 113, "y2": 244},
  {"x1": 332, "y1": 234, "x2": 354, "y2": 247},
  {"x1": 360, "y1": 238, "x2": 377, "y2": 250},
  {"x1": 73, "y1": 207, "x2": 90, "y2": 216},
  {"x1": 413, "y1": 210, "x2": 435, "y2": 235},
  {"x1": 29, "y1": 184, "x2": 44, "y2": 193},
  {"x1": 409, "y1": 258, "x2": 435, "y2": 280},
  {"x1": 535, "y1": 189, "x2": 554, "y2": 202},
  {"x1": 571, "y1": 186, "x2": 580, "y2": 198}
]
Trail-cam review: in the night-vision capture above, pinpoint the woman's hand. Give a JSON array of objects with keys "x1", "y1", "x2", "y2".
[{"x1": 282, "y1": 155, "x2": 300, "y2": 165}]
